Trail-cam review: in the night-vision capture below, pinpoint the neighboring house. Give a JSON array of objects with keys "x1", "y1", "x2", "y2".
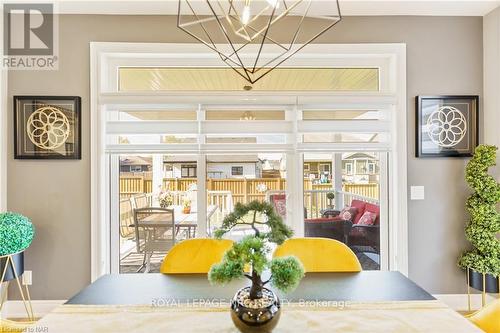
[
  {"x1": 303, "y1": 152, "x2": 379, "y2": 184},
  {"x1": 342, "y1": 152, "x2": 379, "y2": 184},
  {"x1": 164, "y1": 154, "x2": 261, "y2": 179},
  {"x1": 119, "y1": 156, "x2": 152, "y2": 173}
]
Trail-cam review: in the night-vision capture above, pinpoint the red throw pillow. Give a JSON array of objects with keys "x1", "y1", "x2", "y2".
[
  {"x1": 357, "y1": 211, "x2": 377, "y2": 225},
  {"x1": 350, "y1": 200, "x2": 367, "y2": 224},
  {"x1": 339, "y1": 206, "x2": 358, "y2": 221},
  {"x1": 271, "y1": 194, "x2": 286, "y2": 218},
  {"x1": 364, "y1": 203, "x2": 380, "y2": 225}
]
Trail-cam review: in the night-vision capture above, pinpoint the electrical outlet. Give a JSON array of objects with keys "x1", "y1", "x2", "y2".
[{"x1": 22, "y1": 270, "x2": 32, "y2": 286}]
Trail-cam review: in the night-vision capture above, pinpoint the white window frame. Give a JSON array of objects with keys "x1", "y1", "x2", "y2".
[
  {"x1": 0, "y1": 6, "x2": 6, "y2": 213},
  {"x1": 368, "y1": 162, "x2": 376, "y2": 174},
  {"x1": 91, "y1": 43, "x2": 408, "y2": 280},
  {"x1": 231, "y1": 166, "x2": 244, "y2": 176},
  {"x1": 319, "y1": 163, "x2": 331, "y2": 174},
  {"x1": 345, "y1": 162, "x2": 354, "y2": 175}
]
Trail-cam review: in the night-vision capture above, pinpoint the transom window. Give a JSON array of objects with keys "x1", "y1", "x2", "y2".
[{"x1": 118, "y1": 67, "x2": 379, "y2": 92}]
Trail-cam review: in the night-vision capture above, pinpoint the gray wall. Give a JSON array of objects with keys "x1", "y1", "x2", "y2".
[{"x1": 7, "y1": 15, "x2": 483, "y2": 299}]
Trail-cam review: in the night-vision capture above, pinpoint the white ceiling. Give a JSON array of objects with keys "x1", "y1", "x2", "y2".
[{"x1": 48, "y1": 0, "x2": 500, "y2": 17}]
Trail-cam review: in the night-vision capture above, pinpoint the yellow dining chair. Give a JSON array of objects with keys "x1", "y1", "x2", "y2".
[
  {"x1": 160, "y1": 238, "x2": 233, "y2": 274},
  {"x1": 0, "y1": 319, "x2": 34, "y2": 333},
  {"x1": 273, "y1": 238, "x2": 362, "y2": 272},
  {"x1": 466, "y1": 299, "x2": 500, "y2": 333}
]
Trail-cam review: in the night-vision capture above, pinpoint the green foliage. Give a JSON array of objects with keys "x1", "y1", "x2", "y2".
[
  {"x1": 0, "y1": 212, "x2": 35, "y2": 256},
  {"x1": 209, "y1": 201, "x2": 304, "y2": 298},
  {"x1": 269, "y1": 256, "x2": 304, "y2": 293},
  {"x1": 458, "y1": 145, "x2": 500, "y2": 276},
  {"x1": 214, "y1": 201, "x2": 293, "y2": 244},
  {"x1": 326, "y1": 192, "x2": 335, "y2": 200}
]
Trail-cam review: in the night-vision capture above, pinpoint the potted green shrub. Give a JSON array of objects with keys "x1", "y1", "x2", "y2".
[
  {"x1": 0, "y1": 212, "x2": 34, "y2": 278},
  {"x1": 209, "y1": 201, "x2": 304, "y2": 333},
  {"x1": 458, "y1": 145, "x2": 500, "y2": 293},
  {"x1": 326, "y1": 192, "x2": 335, "y2": 208}
]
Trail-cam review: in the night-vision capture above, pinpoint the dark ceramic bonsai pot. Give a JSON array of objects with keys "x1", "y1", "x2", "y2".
[
  {"x1": 468, "y1": 269, "x2": 499, "y2": 293},
  {"x1": 0, "y1": 252, "x2": 25, "y2": 282},
  {"x1": 230, "y1": 287, "x2": 281, "y2": 333}
]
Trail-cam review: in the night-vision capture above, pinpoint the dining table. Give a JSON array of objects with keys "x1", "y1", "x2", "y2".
[{"x1": 34, "y1": 271, "x2": 482, "y2": 332}]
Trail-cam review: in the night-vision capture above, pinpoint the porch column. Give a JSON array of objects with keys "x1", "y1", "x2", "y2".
[
  {"x1": 152, "y1": 154, "x2": 164, "y2": 203},
  {"x1": 287, "y1": 152, "x2": 304, "y2": 237},
  {"x1": 197, "y1": 154, "x2": 207, "y2": 237},
  {"x1": 333, "y1": 153, "x2": 343, "y2": 209}
]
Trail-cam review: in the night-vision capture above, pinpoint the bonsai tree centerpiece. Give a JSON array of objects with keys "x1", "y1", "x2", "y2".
[
  {"x1": 458, "y1": 145, "x2": 500, "y2": 293},
  {"x1": 208, "y1": 201, "x2": 304, "y2": 332}
]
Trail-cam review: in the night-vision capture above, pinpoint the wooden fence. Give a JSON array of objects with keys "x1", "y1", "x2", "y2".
[{"x1": 120, "y1": 176, "x2": 379, "y2": 202}]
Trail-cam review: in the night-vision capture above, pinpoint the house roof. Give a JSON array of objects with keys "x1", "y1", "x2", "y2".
[
  {"x1": 164, "y1": 155, "x2": 259, "y2": 163},
  {"x1": 303, "y1": 152, "x2": 378, "y2": 162},
  {"x1": 120, "y1": 156, "x2": 152, "y2": 166}
]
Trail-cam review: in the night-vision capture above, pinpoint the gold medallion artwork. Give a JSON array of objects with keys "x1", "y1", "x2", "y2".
[{"x1": 26, "y1": 106, "x2": 71, "y2": 150}]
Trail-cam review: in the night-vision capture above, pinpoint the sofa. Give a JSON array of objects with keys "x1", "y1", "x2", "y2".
[{"x1": 304, "y1": 199, "x2": 380, "y2": 253}]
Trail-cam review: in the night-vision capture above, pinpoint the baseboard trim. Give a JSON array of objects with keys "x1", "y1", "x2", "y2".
[
  {"x1": 1, "y1": 300, "x2": 65, "y2": 319},
  {"x1": 1, "y1": 294, "x2": 497, "y2": 319},
  {"x1": 433, "y1": 293, "x2": 498, "y2": 311}
]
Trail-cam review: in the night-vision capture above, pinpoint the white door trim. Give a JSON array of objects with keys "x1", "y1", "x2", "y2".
[
  {"x1": 0, "y1": 6, "x2": 7, "y2": 213},
  {"x1": 90, "y1": 42, "x2": 408, "y2": 280}
]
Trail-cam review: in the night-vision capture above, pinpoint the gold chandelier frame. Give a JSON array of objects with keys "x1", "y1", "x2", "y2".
[{"x1": 177, "y1": 0, "x2": 342, "y2": 84}]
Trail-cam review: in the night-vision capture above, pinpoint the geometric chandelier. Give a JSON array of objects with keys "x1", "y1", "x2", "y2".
[{"x1": 177, "y1": 0, "x2": 342, "y2": 84}]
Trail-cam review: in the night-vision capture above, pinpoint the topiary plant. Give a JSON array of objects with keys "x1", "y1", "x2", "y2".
[
  {"x1": 458, "y1": 145, "x2": 500, "y2": 276},
  {"x1": 209, "y1": 201, "x2": 304, "y2": 300},
  {"x1": 0, "y1": 212, "x2": 35, "y2": 256}
]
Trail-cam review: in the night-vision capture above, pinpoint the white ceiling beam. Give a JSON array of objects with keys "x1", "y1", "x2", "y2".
[
  {"x1": 55, "y1": 0, "x2": 500, "y2": 17},
  {"x1": 201, "y1": 120, "x2": 293, "y2": 134},
  {"x1": 298, "y1": 120, "x2": 391, "y2": 133},
  {"x1": 106, "y1": 120, "x2": 198, "y2": 134}
]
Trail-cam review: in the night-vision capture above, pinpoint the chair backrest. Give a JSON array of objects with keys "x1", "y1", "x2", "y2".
[
  {"x1": 133, "y1": 208, "x2": 176, "y2": 253},
  {"x1": 160, "y1": 238, "x2": 234, "y2": 274},
  {"x1": 132, "y1": 194, "x2": 151, "y2": 210},
  {"x1": 467, "y1": 299, "x2": 500, "y2": 333},
  {"x1": 119, "y1": 198, "x2": 134, "y2": 238},
  {"x1": 273, "y1": 238, "x2": 361, "y2": 272}
]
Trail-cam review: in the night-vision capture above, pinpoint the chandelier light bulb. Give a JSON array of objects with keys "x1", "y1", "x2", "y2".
[{"x1": 241, "y1": 5, "x2": 251, "y2": 25}]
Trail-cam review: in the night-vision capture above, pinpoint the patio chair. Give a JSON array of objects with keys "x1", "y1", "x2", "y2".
[
  {"x1": 273, "y1": 238, "x2": 361, "y2": 272},
  {"x1": 345, "y1": 200, "x2": 380, "y2": 254},
  {"x1": 131, "y1": 194, "x2": 152, "y2": 210},
  {"x1": 304, "y1": 209, "x2": 351, "y2": 243},
  {"x1": 119, "y1": 198, "x2": 135, "y2": 238},
  {"x1": 133, "y1": 207, "x2": 176, "y2": 273}
]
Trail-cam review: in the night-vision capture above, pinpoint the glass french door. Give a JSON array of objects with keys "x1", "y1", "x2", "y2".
[{"x1": 301, "y1": 151, "x2": 388, "y2": 270}]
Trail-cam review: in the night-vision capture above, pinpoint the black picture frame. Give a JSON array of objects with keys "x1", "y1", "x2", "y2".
[
  {"x1": 14, "y1": 96, "x2": 81, "y2": 160},
  {"x1": 416, "y1": 95, "x2": 479, "y2": 158}
]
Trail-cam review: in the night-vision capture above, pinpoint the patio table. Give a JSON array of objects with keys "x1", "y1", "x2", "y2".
[
  {"x1": 34, "y1": 272, "x2": 482, "y2": 332},
  {"x1": 130, "y1": 205, "x2": 218, "y2": 238}
]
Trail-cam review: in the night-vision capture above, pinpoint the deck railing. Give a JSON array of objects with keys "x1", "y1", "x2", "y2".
[
  {"x1": 120, "y1": 176, "x2": 379, "y2": 201},
  {"x1": 120, "y1": 187, "x2": 380, "y2": 239}
]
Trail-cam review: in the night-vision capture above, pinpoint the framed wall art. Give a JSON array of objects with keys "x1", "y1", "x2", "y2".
[
  {"x1": 416, "y1": 95, "x2": 479, "y2": 157},
  {"x1": 14, "y1": 96, "x2": 81, "y2": 159}
]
